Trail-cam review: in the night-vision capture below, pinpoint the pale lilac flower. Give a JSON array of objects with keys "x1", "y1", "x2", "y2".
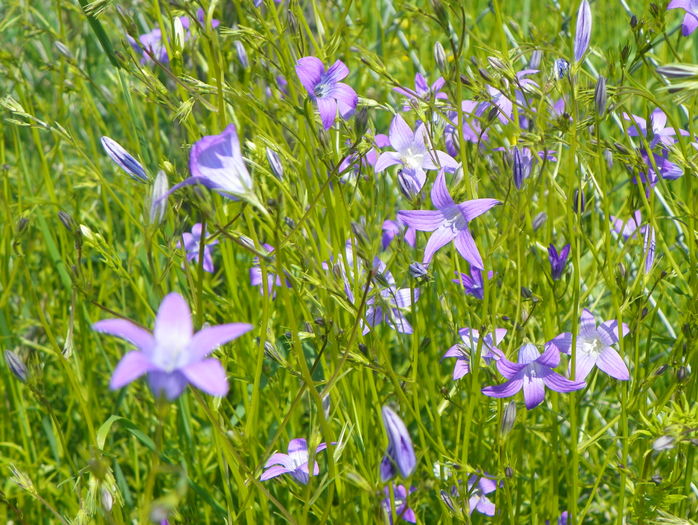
[
  {"x1": 637, "y1": 148, "x2": 683, "y2": 190},
  {"x1": 548, "y1": 309, "x2": 630, "y2": 381},
  {"x1": 295, "y1": 57, "x2": 358, "y2": 129},
  {"x1": 179, "y1": 223, "x2": 218, "y2": 273},
  {"x1": 610, "y1": 210, "x2": 643, "y2": 239},
  {"x1": 100, "y1": 136, "x2": 148, "y2": 182},
  {"x1": 481, "y1": 343, "x2": 586, "y2": 409},
  {"x1": 339, "y1": 134, "x2": 389, "y2": 181},
  {"x1": 452, "y1": 268, "x2": 493, "y2": 299},
  {"x1": 382, "y1": 217, "x2": 416, "y2": 250},
  {"x1": 93, "y1": 293, "x2": 252, "y2": 400},
  {"x1": 476, "y1": 70, "x2": 538, "y2": 124},
  {"x1": 170, "y1": 124, "x2": 254, "y2": 201},
  {"x1": 548, "y1": 243, "x2": 570, "y2": 280},
  {"x1": 381, "y1": 405, "x2": 417, "y2": 481},
  {"x1": 574, "y1": 0, "x2": 592, "y2": 62},
  {"x1": 443, "y1": 328, "x2": 506, "y2": 380},
  {"x1": 364, "y1": 261, "x2": 419, "y2": 335},
  {"x1": 611, "y1": 211, "x2": 655, "y2": 274},
  {"x1": 466, "y1": 474, "x2": 498, "y2": 516},
  {"x1": 394, "y1": 73, "x2": 447, "y2": 110},
  {"x1": 398, "y1": 171, "x2": 500, "y2": 267},
  {"x1": 667, "y1": 0, "x2": 698, "y2": 36},
  {"x1": 381, "y1": 484, "x2": 416, "y2": 524},
  {"x1": 624, "y1": 109, "x2": 689, "y2": 148},
  {"x1": 375, "y1": 115, "x2": 459, "y2": 198},
  {"x1": 260, "y1": 438, "x2": 328, "y2": 484},
  {"x1": 250, "y1": 243, "x2": 289, "y2": 296},
  {"x1": 444, "y1": 100, "x2": 489, "y2": 156}
]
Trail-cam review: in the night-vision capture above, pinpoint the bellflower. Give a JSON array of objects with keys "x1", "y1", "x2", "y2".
[
  {"x1": 443, "y1": 328, "x2": 506, "y2": 380},
  {"x1": 611, "y1": 211, "x2": 656, "y2": 274},
  {"x1": 481, "y1": 343, "x2": 586, "y2": 409},
  {"x1": 381, "y1": 485, "x2": 416, "y2": 524},
  {"x1": 452, "y1": 268, "x2": 494, "y2": 299},
  {"x1": 637, "y1": 148, "x2": 683, "y2": 190},
  {"x1": 624, "y1": 109, "x2": 689, "y2": 148},
  {"x1": 100, "y1": 136, "x2": 148, "y2": 182},
  {"x1": 394, "y1": 73, "x2": 447, "y2": 109},
  {"x1": 339, "y1": 134, "x2": 389, "y2": 182},
  {"x1": 169, "y1": 124, "x2": 255, "y2": 203},
  {"x1": 375, "y1": 115, "x2": 459, "y2": 198},
  {"x1": 548, "y1": 243, "x2": 570, "y2": 280},
  {"x1": 574, "y1": 0, "x2": 592, "y2": 62},
  {"x1": 476, "y1": 70, "x2": 538, "y2": 125},
  {"x1": 295, "y1": 57, "x2": 358, "y2": 129},
  {"x1": 250, "y1": 243, "x2": 290, "y2": 296},
  {"x1": 667, "y1": 0, "x2": 698, "y2": 36},
  {"x1": 466, "y1": 474, "x2": 498, "y2": 516},
  {"x1": 382, "y1": 217, "x2": 416, "y2": 250},
  {"x1": 380, "y1": 405, "x2": 417, "y2": 481},
  {"x1": 260, "y1": 438, "x2": 328, "y2": 484},
  {"x1": 399, "y1": 171, "x2": 501, "y2": 267},
  {"x1": 444, "y1": 101, "x2": 489, "y2": 156},
  {"x1": 93, "y1": 292, "x2": 252, "y2": 400},
  {"x1": 364, "y1": 260, "x2": 419, "y2": 335},
  {"x1": 548, "y1": 309, "x2": 630, "y2": 381},
  {"x1": 178, "y1": 223, "x2": 218, "y2": 273}
]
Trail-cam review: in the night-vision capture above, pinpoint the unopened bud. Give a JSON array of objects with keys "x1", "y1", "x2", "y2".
[
  {"x1": 266, "y1": 148, "x2": 284, "y2": 180},
  {"x1": 434, "y1": 41, "x2": 447, "y2": 74},
  {"x1": 101, "y1": 488, "x2": 113, "y2": 512},
  {"x1": 572, "y1": 188, "x2": 586, "y2": 213},
  {"x1": 58, "y1": 211, "x2": 76, "y2": 232},
  {"x1": 409, "y1": 262, "x2": 428, "y2": 279},
  {"x1": 4, "y1": 350, "x2": 27, "y2": 382},
  {"x1": 501, "y1": 401, "x2": 517, "y2": 436},
  {"x1": 529, "y1": 50, "x2": 543, "y2": 69},
  {"x1": 354, "y1": 107, "x2": 369, "y2": 137},
  {"x1": 553, "y1": 58, "x2": 569, "y2": 80},
  {"x1": 677, "y1": 366, "x2": 688, "y2": 382},
  {"x1": 234, "y1": 41, "x2": 249, "y2": 69},
  {"x1": 397, "y1": 170, "x2": 422, "y2": 200},
  {"x1": 487, "y1": 56, "x2": 507, "y2": 73},
  {"x1": 148, "y1": 170, "x2": 168, "y2": 225},
  {"x1": 478, "y1": 68, "x2": 492, "y2": 82},
  {"x1": 532, "y1": 212, "x2": 547, "y2": 231},
  {"x1": 594, "y1": 76, "x2": 607, "y2": 115},
  {"x1": 55, "y1": 41, "x2": 74, "y2": 60},
  {"x1": 652, "y1": 435, "x2": 674, "y2": 451},
  {"x1": 172, "y1": 17, "x2": 186, "y2": 58},
  {"x1": 16, "y1": 217, "x2": 29, "y2": 235}
]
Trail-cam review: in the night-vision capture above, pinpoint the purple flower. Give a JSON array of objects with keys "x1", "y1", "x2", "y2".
[
  {"x1": 549, "y1": 309, "x2": 630, "y2": 381},
  {"x1": 381, "y1": 484, "x2": 416, "y2": 524},
  {"x1": 93, "y1": 293, "x2": 252, "y2": 400},
  {"x1": 178, "y1": 223, "x2": 218, "y2": 273},
  {"x1": 169, "y1": 124, "x2": 254, "y2": 202},
  {"x1": 443, "y1": 328, "x2": 506, "y2": 380},
  {"x1": 611, "y1": 211, "x2": 656, "y2": 274},
  {"x1": 636, "y1": 148, "x2": 683, "y2": 192},
  {"x1": 100, "y1": 136, "x2": 148, "y2": 182},
  {"x1": 295, "y1": 57, "x2": 358, "y2": 129},
  {"x1": 398, "y1": 171, "x2": 500, "y2": 267},
  {"x1": 574, "y1": 0, "x2": 592, "y2": 62},
  {"x1": 512, "y1": 146, "x2": 531, "y2": 189},
  {"x1": 481, "y1": 342, "x2": 586, "y2": 410},
  {"x1": 444, "y1": 101, "x2": 489, "y2": 156},
  {"x1": 260, "y1": 438, "x2": 328, "y2": 484},
  {"x1": 667, "y1": 0, "x2": 698, "y2": 36},
  {"x1": 624, "y1": 109, "x2": 689, "y2": 148},
  {"x1": 610, "y1": 210, "x2": 643, "y2": 239},
  {"x1": 375, "y1": 115, "x2": 458, "y2": 198},
  {"x1": 380, "y1": 405, "x2": 417, "y2": 481},
  {"x1": 339, "y1": 134, "x2": 389, "y2": 182},
  {"x1": 364, "y1": 261, "x2": 419, "y2": 335},
  {"x1": 466, "y1": 474, "x2": 498, "y2": 516},
  {"x1": 394, "y1": 73, "x2": 447, "y2": 110},
  {"x1": 548, "y1": 243, "x2": 570, "y2": 280},
  {"x1": 452, "y1": 268, "x2": 493, "y2": 299},
  {"x1": 249, "y1": 243, "x2": 290, "y2": 296},
  {"x1": 382, "y1": 217, "x2": 416, "y2": 250}
]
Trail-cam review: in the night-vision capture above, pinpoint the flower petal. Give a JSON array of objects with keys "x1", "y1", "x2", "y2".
[
  {"x1": 596, "y1": 347, "x2": 630, "y2": 380},
  {"x1": 430, "y1": 170, "x2": 455, "y2": 210},
  {"x1": 188, "y1": 323, "x2": 253, "y2": 362},
  {"x1": 579, "y1": 309, "x2": 597, "y2": 339},
  {"x1": 154, "y1": 293, "x2": 193, "y2": 348},
  {"x1": 147, "y1": 370, "x2": 188, "y2": 400},
  {"x1": 548, "y1": 332, "x2": 572, "y2": 354},
  {"x1": 397, "y1": 210, "x2": 444, "y2": 231},
  {"x1": 181, "y1": 358, "x2": 229, "y2": 396},
  {"x1": 93, "y1": 319, "x2": 156, "y2": 353},
  {"x1": 332, "y1": 83, "x2": 358, "y2": 118},
  {"x1": 316, "y1": 97, "x2": 338, "y2": 130},
  {"x1": 110, "y1": 351, "x2": 156, "y2": 390},
  {"x1": 481, "y1": 378, "x2": 522, "y2": 398},
  {"x1": 389, "y1": 114, "x2": 415, "y2": 153},
  {"x1": 541, "y1": 370, "x2": 586, "y2": 393},
  {"x1": 260, "y1": 465, "x2": 292, "y2": 481},
  {"x1": 454, "y1": 228, "x2": 484, "y2": 269},
  {"x1": 522, "y1": 376, "x2": 546, "y2": 409},
  {"x1": 458, "y1": 199, "x2": 501, "y2": 222},
  {"x1": 423, "y1": 226, "x2": 456, "y2": 263},
  {"x1": 263, "y1": 452, "x2": 295, "y2": 469},
  {"x1": 374, "y1": 152, "x2": 402, "y2": 173},
  {"x1": 324, "y1": 59, "x2": 349, "y2": 83},
  {"x1": 295, "y1": 56, "x2": 325, "y2": 94}
]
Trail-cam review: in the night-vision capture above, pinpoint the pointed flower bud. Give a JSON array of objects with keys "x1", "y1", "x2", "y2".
[
  {"x1": 574, "y1": 0, "x2": 592, "y2": 62},
  {"x1": 234, "y1": 41, "x2": 249, "y2": 69},
  {"x1": 149, "y1": 170, "x2": 169, "y2": 224},
  {"x1": 4, "y1": 350, "x2": 28, "y2": 382},
  {"x1": 594, "y1": 76, "x2": 607, "y2": 115},
  {"x1": 434, "y1": 41, "x2": 447, "y2": 74},
  {"x1": 554, "y1": 58, "x2": 570, "y2": 79},
  {"x1": 100, "y1": 136, "x2": 149, "y2": 182},
  {"x1": 266, "y1": 147, "x2": 284, "y2": 180},
  {"x1": 380, "y1": 405, "x2": 416, "y2": 481},
  {"x1": 548, "y1": 243, "x2": 570, "y2": 280}
]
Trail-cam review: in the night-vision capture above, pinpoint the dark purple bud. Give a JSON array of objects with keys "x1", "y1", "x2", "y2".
[
  {"x1": 512, "y1": 146, "x2": 528, "y2": 189},
  {"x1": 58, "y1": 211, "x2": 76, "y2": 232},
  {"x1": 478, "y1": 68, "x2": 492, "y2": 82},
  {"x1": 677, "y1": 367, "x2": 687, "y2": 382},
  {"x1": 548, "y1": 243, "x2": 570, "y2": 280},
  {"x1": 354, "y1": 107, "x2": 369, "y2": 136},
  {"x1": 654, "y1": 364, "x2": 668, "y2": 376},
  {"x1": 380, "y1": 405, "x2": 416, "y2": 481},
  {"x1": 440, "y1": 490, "x2": 456, "y2": 512},
  {"x1": 574, "y1": 0, "x2": 592, "y2": 62},
  {"x1": 4, "y1": 350, "x2": 28, "y2": 382},
  {"x1": 505, "y1": 466, "x2": 513, "y2": 478},
  {"x1": 397, "y1": 170, "x2": 421, "y2": 200},
  {"x1": 594, "y1": 76, "x2": 607, "y2": 115},
  {"x1": 16, "y1": 217, "x2": 29, "y2": 235},
  {"x1": 572, "y1": 189, "x2": 585, "y2": 213},
  {"x1": 656, "y1": 64, "x2": 698, "y2": 79},
  {"x1": 100, "y1": 136, "x2": 148, "y2": 182},
  {"x1": 520, "y1": 286, "x2": 533, "y2": 299},
  {"x1": 532, "y1": 212, "x2": 547, "y2": 230},
  {"x1": 554, "y1": 58, "x2": 569, "y2": 79},
  {"x1": 408, "y1": 262, "x2": 428, "y2": 280},
  {"x1": 604, "y1": 149, "x2": 613, "y2": 169}
]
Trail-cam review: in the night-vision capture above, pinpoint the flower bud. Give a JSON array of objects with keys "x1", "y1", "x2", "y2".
[
  {"x1": 529, "y1": 50, "x2": 543, "y2": 69},
  {"x1": 532, "y1": 212, "x2": 547, "y2": 231},
  {"x1": 265, "y1": 148, "x2": 284, "y2": 180},
  {"x1": 380, "y1": 405, "x2": 416, "y2": 481},
  {"x1": 172, "y1": 16, "x2": 186, "y2": 59},
  {"x1": 500, "y1": 401, "x2": 517, "y2": 436},
  {"x1": 434, "y1": 41, "x2": 447, "y2": 74},
  {"x1": 553, "y1": 58, "x2": 569, "y2": 80},
  {"x1": 652, "y1": 435, "x2": 674, "y2": 452},
  {"x1": 58, "y1": 211, "x2": 76, "y2": 233},
  {"x1": 408, "y1": 262, "x2": 428, "y2": 279},
  {"x1": 100, "y1": 136, "x2": 148, "y2": 182},
  {"x1": 54, "y1": 41, "x2": 74, "y2": 60},
  {"x1": 148, "y1": 170, "x2": 169, "y2": 225},
  {"x1": 234, "y1": 41, "x2": 249, "y2": 69},
  {"x1": 572, "y1": 188, "x2": 585, "y2": 213},
  {"x1": 354, "y1": 107, "x2": 369, "y2": 137},
  {"x1": 4, "y1": 350, "x2": 28, "y2": 382},
  {"x1": 397, "y1": 170, "x2": 421, "y2": 200},
  {"x1": 594, "y1": 76, "x2": 607, "y2": 115}
]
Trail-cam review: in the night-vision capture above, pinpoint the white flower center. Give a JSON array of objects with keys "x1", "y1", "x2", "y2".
[
  {"x1": 401, "y1": 147, "x2": 424, "y2": 170},
  {"x1": 578, "y1": 337, "x2": 602, "y2": 357}
]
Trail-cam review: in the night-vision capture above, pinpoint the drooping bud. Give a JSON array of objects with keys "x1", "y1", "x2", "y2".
[
  {"x1": 100, "y1": 136, "x2": 149, "y2": 182},
  {"x1": 234, "y1": 41, "x2": 249, "y2": 69}
]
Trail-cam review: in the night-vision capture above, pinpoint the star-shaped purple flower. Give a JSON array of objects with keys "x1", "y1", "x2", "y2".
[
  {"x1": 398, "y1": 171, "x2": 500, "y2": 267},
  {"x1": 375, "y1": 115, "x2": 458, "y2": 198},
  {"x1": 667, "y1": 0, "x2": 698, "y2": 36},
  {"x1": 481, "y1": 342, "x2": 586, "y2": 410},
  {"x1": 443, "y1": 328, "x2": 506, "y2": 380},
  {"x1": 178, "y1": 223, "x2": 219, "y2": 273},
  {"x1": 93, "y1": 293, "x2": 252, "y2": 400},
  {"x1": 249, "y1": 243, "x2": 290, "y2": 297},
  {"x1": 452, "y1": 268, "x2": 493, "y2": 299},
  {"x1": 466, "y1": 474, "x2": 498, "y2": 516},
  {"x1": 260, "y1": 438, "x2": 328, "y2": 484},
  {"x1": 381, "y1": 484, "x2": 416, "y2": 523},
  {"x1": 364, "y1": 260, "x2": 419, "y2": 335},
  {"x1": 394, "y1": 73, "x2": 447, "y2": 110},
  {"x1": 295, "y1": 57, "x2": 358, "y2": 129},
  {"x1": 549, "y1": 309, "x2": 630, "y2": 381},
  {"x1": 624, "y1": 108, "x2": 689, "y2": 148},
  {"x1": 382, "y1": 217, "x2": 416, "y2": 251}
]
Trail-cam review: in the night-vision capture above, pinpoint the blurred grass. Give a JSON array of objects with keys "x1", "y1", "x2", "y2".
[{"x1": 0, "y1": 0, "x2": 696, "y2": 523}]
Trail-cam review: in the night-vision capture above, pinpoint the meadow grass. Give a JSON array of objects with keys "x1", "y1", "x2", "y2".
[{"x1": 0, "y1": 0, "x2": 696, "y2": 523}]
